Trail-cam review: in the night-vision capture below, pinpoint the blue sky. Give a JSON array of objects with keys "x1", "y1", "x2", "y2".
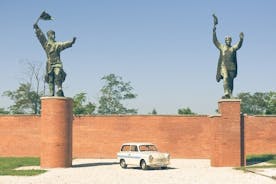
[{"x1": 0, "y1": 1, "x2": 276, "y2": 114}]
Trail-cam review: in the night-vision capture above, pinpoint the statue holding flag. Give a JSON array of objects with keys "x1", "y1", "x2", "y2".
[
  {"x1": 34, "y1": 11, "x2": 76, "y2": 97},
  {"x1": 212, "y1": 14, "x2": 244, "y2": 99}
]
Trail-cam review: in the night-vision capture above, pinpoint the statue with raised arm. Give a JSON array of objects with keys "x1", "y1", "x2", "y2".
[
  {"x1": 212, "y1": 14, "x2": 244, "y2": 99},
  {"x1": 33, "y1": 11, "x2": 76, "y2": 97}
]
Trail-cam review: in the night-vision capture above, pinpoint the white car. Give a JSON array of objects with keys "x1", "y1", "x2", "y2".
[{"x1": 117, "y1": 142, "x2": 170, "y2": 170}]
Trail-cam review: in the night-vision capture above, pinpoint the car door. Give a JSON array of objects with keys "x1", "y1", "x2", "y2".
[
  {"x1": 128, "y1": 145, "x2": 140, "y2": 165},
  {"x1": 119, "y1": 145, "x2": 131, "y2": 164}
]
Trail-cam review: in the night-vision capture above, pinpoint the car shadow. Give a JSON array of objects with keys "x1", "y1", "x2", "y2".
[
  {"x1": 73, "y1": 162, "x2": 118, "y2": 168},
  {"x1": 125, "y1": 166, "x2": 177, "y2": 171}
]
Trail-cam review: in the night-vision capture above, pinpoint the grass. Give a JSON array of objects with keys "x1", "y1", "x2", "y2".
[
  {"x1": 236, "y1": 154, "x2": 276, "y2": 171},
  {"x1": 246, "y1": 154, "x2": 276, "y2": 166},
  {"x1": 0, "y1": 157, "x2": 46, "y2": 176}
]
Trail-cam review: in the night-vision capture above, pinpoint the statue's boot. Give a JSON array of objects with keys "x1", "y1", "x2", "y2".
[{"x1": 56, "y1": 89, "x2": 64, "y2": 97}]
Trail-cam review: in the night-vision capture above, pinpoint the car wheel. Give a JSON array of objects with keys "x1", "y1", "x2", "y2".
[
  {"x1": 161, "y1": 166, "x2": 167, "y2": 169},
  {"x1": 120, "y1": 159, "x2": 127, "y2": 168},
  {"x1": 140, "y1": 160, "x2": 147, "y2": 170}
]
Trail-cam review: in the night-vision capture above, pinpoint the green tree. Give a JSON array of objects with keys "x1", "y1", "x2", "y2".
[
  {"x1": 3, "y1": 83, "x2": 41, "y2": 114},
  {"x1": 178, "y1": 107, "x2": 196, "y2": 115},
  {"x1": 2, "y1": 61, "x2": 44, "y2": 114},
  {"x1": 73, "y1": 92, "x2": 96, "y2": 115},
  {"x1": 151, "y1": 108, "x2": 157, "y2": 115},
  {"x1": 0, "y1": 108, "x2": 9, "y2": 114},
  {"x1": 237, "y1": 92, "x2": 276, "y2": 115},
  {"x1": 98, "y1": 74, "x2": 137, "y2": 114}
]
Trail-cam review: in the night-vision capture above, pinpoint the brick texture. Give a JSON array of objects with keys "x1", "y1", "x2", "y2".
[
  {"x1": 0, "y1": 115, "x2": 40, "y2": 156},
  {"x1": 0, "y1": 100, "x2": 276, "y2": 167},
  {"x1": 211, "y1": 99, "x2": 243, "y2": 167},
  {"x1": 245, "y1": 116, "x2": 276, "y2": 155},
  {"x1": 73, "y1": 115, "x2": 211, "y2": 158},
  {"x1": 40, "y1": 97, "x2": 73, "y2": 168}
]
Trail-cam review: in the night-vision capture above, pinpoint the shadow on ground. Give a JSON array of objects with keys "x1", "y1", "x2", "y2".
[
  {"x1": 73, "y1": 162, "x2": 118, "y2": 168},
  {"x1": 124, "y1": 166, "x2": 177, "y2": 171}
]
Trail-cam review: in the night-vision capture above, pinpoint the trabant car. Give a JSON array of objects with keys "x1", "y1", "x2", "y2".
[{"x1": 117, "y1": 142, "x2": 170, "y2": 170}]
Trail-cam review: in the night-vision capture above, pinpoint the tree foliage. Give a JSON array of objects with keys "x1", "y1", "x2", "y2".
[
  {"x1": 0, "y1": 108, "x2": 9, "y2": 114},
  {"x1": 3, "y1": 83, "x2": 41, "y2": 114},
  {"x1": 73, "y1": 92, "x2": 96, "y2": 115},
  {"x1": 97, "y1": 74, "x2": 137, "y2": 114},
  {"x1": 178, "y1": 107, "x2": 196, "y2": 115},
  {"x1": 151, "y1": 108, "x2": 157, "y2": 115},
  {"x1": 2, "y1": 62, "x2": 44, "y2": 114},
  {"x1": 237, "y1": 92, "x2": 276, "y2": 115}
]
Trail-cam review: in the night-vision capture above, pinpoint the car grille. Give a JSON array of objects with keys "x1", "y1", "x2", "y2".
[{"x1": 154, "y1": 158, "x2": 168, "y2": 162}]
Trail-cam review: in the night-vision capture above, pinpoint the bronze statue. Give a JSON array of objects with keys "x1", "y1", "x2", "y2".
[
  {"x1": 34, "y1": 11, "x2": 76, "y2": 97},
  {"x1": 212, "y1": 14, "x2": 244, "y2": 99}
]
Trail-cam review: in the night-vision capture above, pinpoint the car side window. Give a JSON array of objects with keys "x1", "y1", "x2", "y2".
[
  {"x1": 121, "y1": 145, "x2": 131, "y2": 151},
  {"x1": 130, "y1": 145, "x2": 138, "y2": 152}
]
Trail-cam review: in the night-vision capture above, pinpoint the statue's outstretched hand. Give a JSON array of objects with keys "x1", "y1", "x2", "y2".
[
  {"x1": 72, "y1": 37, "x2": 77, "y2": 44},
  {"x1": 33, "y1": 23, "x2": 39, "y2": 30},
  {"x1": 240, "y1": 32, "x2": 244, "y2": 39}
]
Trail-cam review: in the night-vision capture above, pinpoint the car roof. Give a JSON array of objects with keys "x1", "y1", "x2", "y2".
[{"x1": 121, "y1": 142, "x2": 154, "y2": 146}]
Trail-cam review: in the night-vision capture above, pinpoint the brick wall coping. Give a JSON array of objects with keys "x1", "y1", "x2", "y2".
[
  {"x1": 73, "y1": 114, "x2": 209, "y2": 117},
  {"x1": 208, "y1": 115, "x2": 221, "y2": 118},
  {"x1": 244, "y1": 114, "x2": 276, "y2": 117},
  {"x1": 0, "y1": 114, "x2": 39, "y2": 117}
]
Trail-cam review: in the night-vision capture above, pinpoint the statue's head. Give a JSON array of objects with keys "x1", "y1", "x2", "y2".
[
  {"x1": 47, "y1": 30, "x2": 56, "y2": 41},
  {"x1": 225, "y1": 36, "x2": 232, "y2": 46}
]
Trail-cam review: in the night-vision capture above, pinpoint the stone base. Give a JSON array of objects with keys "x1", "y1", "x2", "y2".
[{"x1": 40, "y1": 97, "x2": 73, "y2": 168}]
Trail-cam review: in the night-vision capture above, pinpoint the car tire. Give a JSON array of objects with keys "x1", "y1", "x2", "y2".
[
  {"x1": 120, "y1": 159, "x2": 127, "y2": 168},
  {"x1": 140, "y1": 160, "x2": 147, "y2": 170},
  {"x1": 161, "y1": 166, "x2": 167, "y2": 169}
]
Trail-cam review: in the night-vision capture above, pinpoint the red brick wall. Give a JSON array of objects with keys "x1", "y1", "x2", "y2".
[
  {"x1": 0, "y1": 115, "x2": 40, "y2": 157},
  {"x1": 1, "y1": 113, "x2": 276, "y2": 159},
  {"x1": 245, "y1": 115, "x2": 276, "y2": 155},
  {"x1": 73, "y1": 115, "x2": 211, "y2": 158},
  {"x1": 211, "y1": 100, "x2": 243, "y2": 167}
]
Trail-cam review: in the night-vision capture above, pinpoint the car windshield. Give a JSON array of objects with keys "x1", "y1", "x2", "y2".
[{"x1": 139, "y1": 145, "x2": 158, "y2": 152}]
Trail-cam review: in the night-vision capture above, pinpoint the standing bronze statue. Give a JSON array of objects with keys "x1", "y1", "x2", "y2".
[
  {"x1": 212, "y1": 14, "x2": 244, "y2": 99},
  {"x1": 34, "y1": 11, "x2": 76, "y2": 97}
]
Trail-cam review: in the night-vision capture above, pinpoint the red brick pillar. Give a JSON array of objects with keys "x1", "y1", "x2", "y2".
[
  {"x1": 40, "y1": 97, "x2": 73, "y2": 168},
  {"x1": 211, "y1": 99, "x2": 244, "y2": 167}
]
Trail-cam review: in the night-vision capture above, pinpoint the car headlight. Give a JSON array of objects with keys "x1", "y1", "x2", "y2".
[{"x1": 149, "y1": 155, "x2": 153, "y2": 162}]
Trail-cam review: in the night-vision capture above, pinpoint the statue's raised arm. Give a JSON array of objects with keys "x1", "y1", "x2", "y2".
[
  {"x1": 33, "y1": 23, "x2": 47, "y2": 49},
  {"x1": 233, "y1": 32, "x2": 244, "y2": 50},
  {"x1": 212, "y1": 14, "x2": 221, "y2": 49}
]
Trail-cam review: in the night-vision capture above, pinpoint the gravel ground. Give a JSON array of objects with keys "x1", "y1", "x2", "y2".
[{"x1": 0, "y1": 159, "x2": 276, "y2": 184}]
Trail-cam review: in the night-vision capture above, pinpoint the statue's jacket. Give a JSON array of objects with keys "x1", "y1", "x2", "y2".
[
  {"x1": 34, "y1": 25, "x2": 74, "y2": 82},
  {"x1": 213, "y1": 31, "x2": 243, "y2": 82}
]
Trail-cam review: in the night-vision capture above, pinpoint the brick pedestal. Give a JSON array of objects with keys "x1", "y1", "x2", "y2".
[
  {"x1": 211, "y1": 99, "x2": 244, "y2": 167},
  {"x1": 40, "y1": 97, "x2": 73, "y2": 168}
]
